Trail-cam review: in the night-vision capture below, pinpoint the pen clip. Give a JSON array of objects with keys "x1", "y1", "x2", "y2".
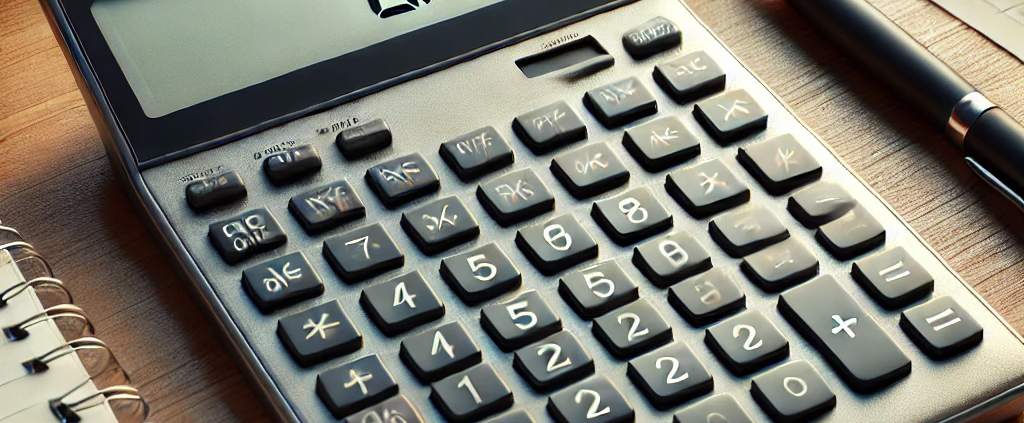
[{"x1": 965, "y1": 156, "x2": 1024, "y2": 212}]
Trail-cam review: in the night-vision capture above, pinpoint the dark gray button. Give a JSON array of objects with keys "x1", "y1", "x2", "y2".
[
  {"x1": 337, "y1": 118, "x2": 392, "y2": 159},
  {"x1": 400, "y1": 321, "x2": 482, "y2": 382},
  {"x1": 440, "y1": 243, "x2": 522, "y2": 305},
  {"x1": 632, "y1": 231, "x2": 712, "y2": 288},
  {"x1": 365, "y1": 153, "x2": 440, "y2": 208},
  {"x1": 669, "y1": 268, "x2": 745, "y2": 327},
  {"x1": 516, "y1": 214, "x2": 598, "y2": 275},
  {"x1": 242, "y1": 252, "x2": 324, "y2": 313},
  {"x1": 323, "y1": 223, "x2": 404, "y2": 283},
  {"x1": 622, "y1": 17, "x2": 681, "y2": 59},
  {"x1": 477, "y1": 168, "x2": 556, "y2": 227},
  {"x1": 430, "y1": 363, "x2": 514, "y2": 423},
  {"x1": 622, "y1": 116, "x2": 700, "y2": 172},
  {"x1": 277, "y1": 300, "x2": 362, "y2": 367},
  {"x1": 672, "y1": 394, "x2": 754, "y2": 423},
  {"x1": 786, "y1": 182, "x2": 857, "y2": 228},
  {"x1": 547, "y1": 376, "x2": 634, "y2": 423},
  {"x1": 263, "y1": 144, "x2": 322, "y2": 184},
  {"x1": 584, "y1": 76, "x2": 658, "y2": 128},
  {"x1": 709, "y1": 206, "x2": 790, "y2": 257},
  {"x1": 627, "y1": 342, "x2": 713, "y2": 409},
  {"x1": 751, "y1": 360, "x2": 836, "y2": 423},
  {"x1": 592, "y1": 187, "x2": 672, "y2": 246},
  {"x1": 316, "y1": 354, "x2": 398, "y2": 419},
  {"x1": 779, "y1": 275, "x2": 911, "y2": 393},
  {"x1": 401, "y1": 196, "x2": 480, "y2": 255},
  {"x1": 360, "y1": 270, "x2": 444, "y2": 336},
  {"x1": 559, "y1": 261, "x2": 639, "y2": 319},
  {"x1": 482, "y1": 290, "x2": 562, "y2": 351},
  {"x1": 593, "y1": 298, "x2": 673, "y2": 358},
  {"x1": 513, "y1": 101, "x2": 588, "y2": 154},
  {"x1": 693, "y1": 89, "x2": 767, "y2": 144},
  {"x1": 666, "y1": 159, "x2": 750, "y2": 218},
  {"x1": 852, "y1": 247, "x2": 934, "y2": 309},
  {"x1": 440, "y1": 127, "x2": 515, "y2": 181},
  {"x1": 551, "y1": 142, "x2": 630, "y2": 199},
  {"x1": 737, "y1": 134, "x2": 822, "y2": 195},
  {"x1": 209, "y1": 208, "x2": 287, "y2": 264},
  {"x1": 816, "y1": 206, "x2": 885, "y2": 260},
  {"x1": 705, "y1": 309, "x2": 788, "y2": 376},
  {"x1": 513, "y1": 331, "x2": 594, "y2": 391},
  {"x1": 186, "y1": 171, "x2": 246, "y2": 211},
  {"x1": 484, "y1": 410, "x2": 535, "y2": 423},
  {"x1": 900, "y1": 296, "x2": 983, "y2": 359},
  {"x1": 289, "y1": 180, "x2": 366, "y2": 234},
  {"x1": 741, "y1": 238, "x2": 818, "y2": 292},
  {"x1": 654, "y1": 51, "x2": 727, "y2": 103},
  {"x1": 341, "y1": 395, "x2": 424, "y2": 423}
]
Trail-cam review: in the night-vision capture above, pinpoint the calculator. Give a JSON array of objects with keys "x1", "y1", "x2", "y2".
[{"x1": 42, "y1": 0, "x2": 1024, "y2": 422}]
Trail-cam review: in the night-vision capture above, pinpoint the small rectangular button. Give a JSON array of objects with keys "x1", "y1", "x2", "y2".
[
  {"x1": 584, "y1": 76, "x2": 658, "y2": 128},
  {"x1": 787, "y1": 182, "x2": 857, "y2": 228},
  {"x1": 513, "y1": 101, "x2": 587, "y2": 154},
  {"x1": 709, "y1": 206, "x2": 790, "y2": 257},
  {"x1": 547, "y1": 376, "x2": 634, "y2": 423},
  {"x1": 669, "y1": 268, "x2": 745, "y2": 327},
  {"x1": 430, "y1": 363, "x2": 514, "y2": 423},
  {"x1": 591, "y1": 187, "x2": 673, "y2": 246},
  {"x1": 481, "y1": 290, "x2": 562, "y2": 351},
  {"x1": 242, "y1": 252, "x2": 323, "y2": 313},
  {"x1": 277, "y1": 300, "x2": 362, "y2": 367},
  {"x1": 852, "y1": 247, "x2": 933, "y2": 309},
  {"x1": 622, "y1": 116, "x2": 700, "y2": 172},
  {"x1": 337, "y1": 118, "x2": 392, "y2": 159},
  {"x1": 477, "y1": 168, "x2": 556, "y2": 227},
  {"x1": 655, "y1": 51, "x2": 727, "y2": 103},
  {"x1": 440, "y1": 243, "x2": 522, "y2": 305},
  {"x1": 627, "y1": 342, "x2": 713, "y2": 409},
  {"x1": 551, "y1": 142, "x2": 630, "y2": 199},
  {"x1": 593, "y1": 298, "x2": 673, "y2": 359},
  {"x1": 622, "y1": 17, "x2": 681, "y2": 59},
  {"x1": 673, "y1": 394, "x2": 754, "y2": 423},
  {"x1": 186, "y1": 172, "x2": 246, "y2": 211},
  {"x1": 693, "y1": 89, "x2": 767, "y2": 144},
  {"x1": 558, "y1": 261, "x2": 639, "y2": 319},
  {"x1": 751, "y1": 360, "x2": 836, "y2": 423},
  {"x1": 513, "y1": 331, "x2": 594, "y2": 391},
  {"x1": 209, "y1": 208, "x2": 287, "y2": 264},
  {"x1": 401, "y1": 196, "x2": 480, "y2": 255},
  {"x1": 263, "y1": 144, "x2": 322, "y2": 184},
  {"x1": 289, "y1": 180, "x2": 365, "y2": 234},
  {"x1": 400, "y1": 321, "x2": 482, "y2": 382},
  {"x1": 323, "y1": 223, "x2": 404, "y2": 283},
  {"x1": 365, "y1": 153, "x2": 440, "y2": 208},
  {"x1": 666, "y1": 159, "x2": 750, "y2": 219},
  {"x1": 360, "y1": 270, "x2": 444, "y2": 336},
  {"x1": 900, "y1": 296, "x2": 983, "y2": 359},
  {"x1": 815, "y1": 206, "x2": 885, "y2": 260},
  {"x1": 738, "y1": 134, "x2": 822, "y2": 195},
  {"x1": 741, "y1": 238, "x2": 818, "y2": 292},
  {"x1": 342, "y1": 395, "x2": 424, "y2": 423},
  {"x1": 705, "y1": 309, "x2": 789, "y2": 376},
  {"x1": 516, "y1": 214, "x2": 598, "y2": 275},
  {"x1": 316, "y1": 354, "x2": 398, "y2": 419},
  {"x1": 440, "y1": 127, "x2": 514, "y2": 181},
  {"x1": 632, "y1": 231, "x2": 712, "y2": 288}
]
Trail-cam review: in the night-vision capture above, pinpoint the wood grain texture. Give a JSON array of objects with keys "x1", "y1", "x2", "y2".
[{"x1": 1, "y1": 0, "x2": 1022, "y2": 421}]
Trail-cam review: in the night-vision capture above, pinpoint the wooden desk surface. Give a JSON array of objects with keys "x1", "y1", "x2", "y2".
[{"x1": 2, "y1": 0, "x2": 1023, "y2": 421}]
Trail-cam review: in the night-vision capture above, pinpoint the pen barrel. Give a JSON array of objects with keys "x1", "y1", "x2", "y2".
[
  {"x1": 785, "y1": 0, "x2": 974, "y2": 130},
  {"x1": 964, "y1": 108, "x2": 1024, "y2": 199}
]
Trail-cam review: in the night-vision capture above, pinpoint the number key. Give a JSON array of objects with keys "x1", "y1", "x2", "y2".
[
  {"x1": 323, "y1": 223, "x2": 404, "y2": 283},
  {"x1": 482, "y1": 290, "x2": 562, "y2": 351},
  {"x1": 547, "y1": 376, "x2": 634, "y2": 423},
  {"x1": 513, "y1": 331, "x2": 595, "y2": 391},
  {"x1": 316, "y1": 354, "x2": 398, "y2": 419},
  {"x1": 360, "y1": 271, "x2": 445, "y2": 336},
  {"x1": 559, "y1": 261, "x2": 639, "y2": 319},
  {"x1": 592, "y1": 187, "x2": 673, "y2": 246},
  {"x1": 431, "y1": 363, "x2": 514, "y2": 423},
  {"x1": 672, "y1": 394, "x2": 755, "y2": 423},
  {"x1": 627, "y1": 342, "x2": 713, "y2": 409},
  {"x1": 400, "y1": 322, "x2": 482, "y2": 382},
  {"x1": 668, "y1": 268, "x2": 745, "y2": 327},
  {"x1": 632, "y1": 231, "x2": 712, "y2": 288},
  {"x1": 705, "y1": 310, "x2": 789, "y2": 376},
  {"x1": 593, "y1": 298, "x2": 673, "y2": 359},
  {"x1": 751, "y1": 360, "x2": 836, "y2": 423},
  {"x1": 516, "y1": 214, "x2": 599, "y2": 275},
  {"x1": 709, "y1": 206, "x2": 790, "y2": 258},
  {"x1": 440, "y1": 243, "x2": 522, "y2": 305}
]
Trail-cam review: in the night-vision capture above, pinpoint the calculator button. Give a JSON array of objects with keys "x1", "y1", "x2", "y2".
[
  {"x1": 478, "y1": 168, "x2": 556, "y2": 227},
  {"x1": 513, "y1": 101, "x2": 588, "y2": 154},
  {"x1": 737, "y1": 134, "x2": 822, "y2": 195},
  {"x1": 323, "y1": 223, "x2": 404, "y2": 283},
  {"x1": 741, "y1": 238, "x2": 819, "y2": 292},
  {"x1": 401, "y1": 321, "x2": 482, "y2": 382},
  {"x1": 441, "y1": 127, "x2": 515, "y2": 181},
  {"x1": 584, "y1": 76, "x2": 658, "y2": 128},
  {"x1": 360, "y1": 271, "x2": 445, "y2": 336},
  {"x1": 666, "y1": 159, "x2": 750, "y2": 218},
  {"x1": 209, "y1": 208, "x2": 287, "y2": 264},
  {"x1": 401, "y1": 196, "x2": 480, "y2": 255},
  {"x1": 484, "y1": 410, "x2": 535, "y2": 423},
  {"x1": 627, "y1": 342, "x2": 713, "y2": 409},
  {"x1": 654, "y1": 51, "x2": 727, "y2": 103},
  {"x1": 482, "y1": 290, "x2": 562, "y2": 351},
  {"x1": 786, "y1": 182, "x2": 857, "y2": 228},
  {"x1": 516, "y1": 214, "x2": 598, "y2": 275},
  {"x1": 592, "y1": 187, "x2": 673, "y2": 246},
  {"x1": 513, "y1": 331, "x2": 595, "y2": 391},
  {"x1": 622, "y1": 17, "x2": 681, "y2": 59},
  {"x1": 709, "y1": 206, "x2": 790, "y2": 257},
  {"x1": 277, "y1": 300, "x2": 362, "y2": 367},
  {"x1": 551, "y1": 142, "x2": 630, "y2": 199},
  {"x1": 593, "y1": 298, "x2": 673, "y2": 358},
  {"x1": 337, "y1": 118, "x2": 392, "y2": 159},
  {"x1": 705, "y1": 309, "x2": 788, "y2": 376},
  {"x1": 559, "y1": 261, "x2": 639, "y2": 319},
  {"x1": 672, "y1": 394, "x2": 755, "y2": 423},
  {"x1": 342, "y1": 394, "x2": 424, "y2": 423},
  {"x1": 750, "y1": 360, "x2": 836, "y2": 423},
  {"x1": 316, "y1": 354, "x2": 398, "y2": 419},
  {"x1": 622, "y1": 116, "x2": 700, "y2": 172},
  {"x1": 779, "y1": 275, "x2": 911, "y2": 393},
  {"x1": 263, "y1": 144, "x2": 322, "y2": 184},
  {"x1": 632, "y1": 231, "x2": 712, "y2": 288},
  {"x1": 365, "y1": 153, "x2": 440, "y2": 208},
  {"x1": 242, "y1": 252, "x2": 324, "y2": 313},
  {"x1": 440, "y1": 243, "x2": 522, "y2": 305},
  {"x1": 815, "y1": 206, "x2": 885, "y2": 260},
  {"x1": 547, "y1": 376, "x2": 634, "y2": 423},
  {"x1": 186, "y1": 172, "x2": 246, "y2": 211},
  {"x1": 900, "y1": 296, "x2": 983, "y2": 359},
  {"x1": 852, "y1": 247, "x2": 934, "y2": 309},
  {"x1": 431, "y1": 363, "x2": 514, "y2": 423},
  {"x1": 289, "y1": 180, "x2": 366, "y2": 234},
  {"x1": 693, "y1": 89, "x2": 768, "y2": 144},
  {"x1": 669, "y1": 268, "x2": 745, "y2": 327}
]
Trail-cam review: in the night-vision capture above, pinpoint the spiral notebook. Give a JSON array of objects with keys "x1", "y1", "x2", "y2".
[{"x1": 0, "y1": 222, "x2": 150, "y2": 423}]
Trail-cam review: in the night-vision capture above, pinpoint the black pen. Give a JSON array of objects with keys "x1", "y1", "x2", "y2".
[{"x1": 784, "y1": 0, "x2": 1024, "y2": 211}]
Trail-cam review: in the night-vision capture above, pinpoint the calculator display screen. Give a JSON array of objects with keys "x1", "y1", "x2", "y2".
[{"x1": 91, "y1": 0, "x2": 507, "y2": 118}]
